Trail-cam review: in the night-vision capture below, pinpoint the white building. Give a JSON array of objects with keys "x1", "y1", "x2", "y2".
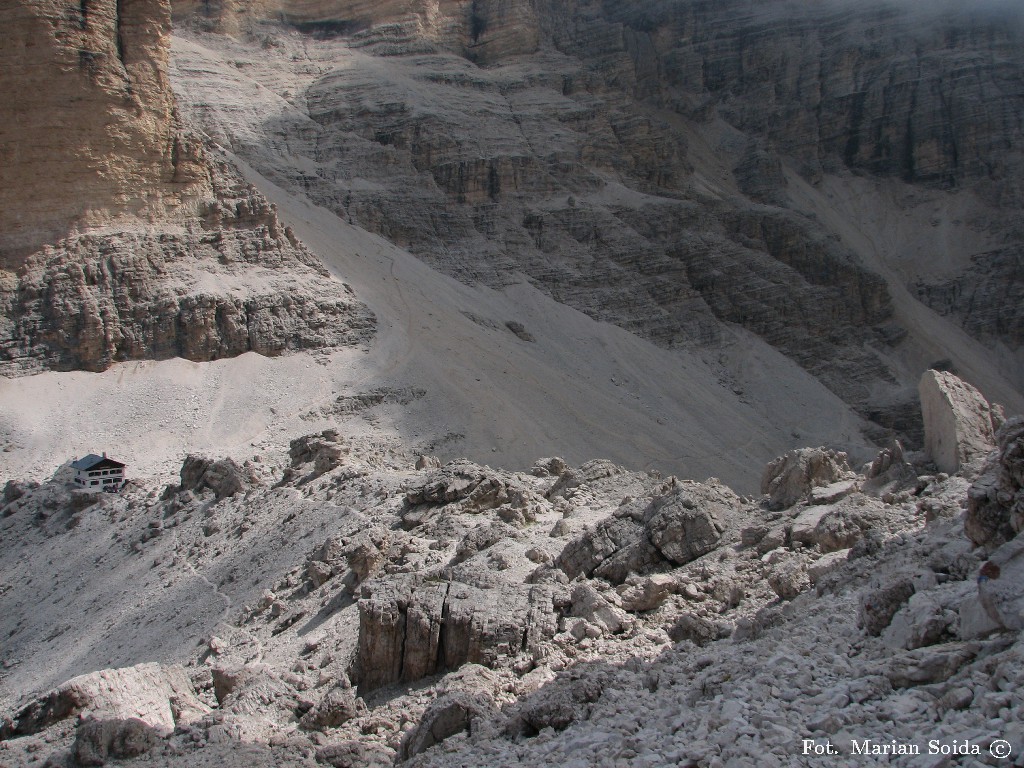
[{"x1": 71, "y1": 453, "x2": 126, "y2": 490}]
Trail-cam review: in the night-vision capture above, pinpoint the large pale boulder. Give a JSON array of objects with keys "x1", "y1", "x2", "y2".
[
  {"x1": 7, "y1": 663, "x2": 207, "y2": 737},
  {"x1": 178, "y1": 454, "x2": 260, "y2": 499},
  {"x1": 919, "y1": 370, "x2": 996, "y2": 475}
]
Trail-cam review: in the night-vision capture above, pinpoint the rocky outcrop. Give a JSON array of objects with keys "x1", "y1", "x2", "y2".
[
  {"x1": 920, "y1": 370, "x2": 997, "y2": 475},
  {"x1": 912, "y1": 248, "x2": 1024, "y2": 349},
  {"x1": 403, "y1": 460, "x2": 545, "y2": 529},
  {"x1": 288, "y1": 429, "x2": 349, "y2": 480},
  {"x1": 0, "y1": 159, "x2": 374, "y2": 375},
  {"x1": 352, "y1": 576, "x2": 557, "y2": 693},
  {"x1": 555, "y1": 479, "x2": 740, "y2": 584},
  {"x1": 178, "y1": 455, "x2": 260, "y2": 499},
  {"x1": 0, "y1": 0, "x2": 209, "y2": 263},
  {"x1": 170, "y1": 4, "x2": 932, "y2": 442},
  {"x1": 172, "y1": 0, "x2": 1024, "y2": 446},
  {"x1": 0, "y1": 1, "x2": 374, "y2": 377},
  {"x1": 760, "y1": 447, "x2": 853, "y2": 511},
  {"x1": 966, "y1": 416, "x2": 1024, "y2": 548},
  {"x1": 305, "y1": 528, "x2": 390, "y2": 592},
  {"x1": 173, "y1": 0, "x2": 540, "y2": 64}
]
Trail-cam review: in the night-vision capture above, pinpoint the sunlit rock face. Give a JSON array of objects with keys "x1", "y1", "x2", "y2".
[{"x1": 0, "y1": 0, "x2": 212, "y2": 265}]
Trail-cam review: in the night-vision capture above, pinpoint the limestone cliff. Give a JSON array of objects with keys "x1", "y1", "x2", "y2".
[
  {"x1": 0, "y1": 157, "x2": 374, "y2": 375},
  {"x1": 0, "y1": 0, "x2": 374, "y2": 375},
  {"x1": 0, "y1": 0, "x2": 209, "y2": 264},
  {"x1": 169, "y1": 0, "x2": 1024, "y2": 441},
  {"x1": 171, "y1": 0, "x2": 540, "y2": 63}
]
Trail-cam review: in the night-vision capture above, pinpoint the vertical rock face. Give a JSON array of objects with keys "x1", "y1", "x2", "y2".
[
  {"x1": 919, "y1": 370, "x2": 997, "y2": 474},
  {"x1": 0, "y1": 0, "x2": 209, "y2": 265},
  {"x1": 353, "y1": 576, "x2": 557, "y2": 693},
  {"x1": 170, "y1": 0, "x2": 1024, "y2": 442},
  {"x1": 576, "y1": 0, "x2": 1024, "y2": 193}
]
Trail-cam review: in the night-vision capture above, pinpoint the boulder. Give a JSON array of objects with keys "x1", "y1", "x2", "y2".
[
  {"x1": 509, "y1": 673, "x2": 605, "y2": 736},
  {"x1": 532, "y1": 457, "x2": 568, "y2": 477},
  {"x1": 308, "y1": 529, "x2": 390, "y2": 591},
  {"x1": 404, "y1": 461, "x2": 541, "y2": 521},
  {"x1": 919, "y1": 370, "x2": 996, "y2": 475},
  {"x1": 555, "y1": 481, "x2": 739, "y2": 584},
  {"x1": 761, "y1": 448, "x2": 852, "y2": 510},
  {"x1": 883, "y1": 582, "x2": 971, "y2": 650},
  {"x1": 978, "y1": 536, "x2": 1024, "y2": 631},
  {"x1": 569, "y1": 584, "x2": 631, "y2": 635},
  {"x1": 3, "y1": 479, "x2": 37, "y2": 505},
  {"x1": 646, "y1": 490, "x2": 726, "y2": 565},
  {"x1": 667, "y1": 614, "x2": 721, "y2": 646},
  {"x1": 290, "y1": 430, "x2": 347, "y2": 477},
  {"x1": 617, "y1": 575, "x2": 675, "y2": 612},
  {"x1": 790, "y1": 507, "x2": 830, "y2": 547},
  {"x1": 756, "y1": 526, "x2": 788, "y2": 555},
  {"x1": 882, "y1": 644, "x2": 980, "y2": 688},
  {"x1": 555, "y1": 514, "x2": 650, "y2": 582},
  {"x1": 859, "y1": 578, "x2": 916, "y2": 636},
  {"x1": 809, "y1": 479, "x2": 858, "y2": 505},
  {"x1": 813, "y1": 495, "x2": 888, "y2": 553},
  {"x1": 315, "y1": 741, "x2": 394, "y2": 768},
  {"x1": 401, "y1": 692, "x2": 497, "y2": 759},
  {"x1": 300, "y1": 685, "x2": 359, "y2": 731},
  {"x1": 211, "y1": 664, "x2": 299, "y2": 719},
  {"x1": 415, "y1": 455, "x2": 442, "y2": 470},
  {"x1": 807, "y1": 549, "x2": 850, "y2": 585},
  {"x1": 866, "y1": 441, "x2": 911, "y2": 480},
  {"x1": 959, "y1": 594, "x2": 1003, "y2": 640},
  {"x1": 546, "y1": 459, "x2": 625, "y2": 499},
  {"x1": 768, "y1": 558, "x2": 809, "y2": 600},
  {"x1": 9, "y1": 663, "x2": 207, "y2": 737},
  {"x1": 454, "y1": 521, "x2": 524, "y2": 564}
]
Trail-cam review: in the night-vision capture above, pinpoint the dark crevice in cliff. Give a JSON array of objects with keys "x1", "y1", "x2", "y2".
[
  {"x1": 844, "y1": 92, "x2": 866, "y2": 168},
  {"x1": 114, "y1": 0, "x2": 126, "y2": 68},
  {"x1": 436, "y1": 582, "x2": 452, "y2": 677},
  {"x1": 396, "y1": 607, "x2": 408, "y2": 683},
  {"x1": 469, "y1": 1, "x2": 487, "y2": 43}
]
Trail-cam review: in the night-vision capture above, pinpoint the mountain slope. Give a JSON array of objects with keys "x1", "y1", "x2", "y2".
[{"x1": 168, "y1": 0, "x2": 1024, "y2": 448}]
